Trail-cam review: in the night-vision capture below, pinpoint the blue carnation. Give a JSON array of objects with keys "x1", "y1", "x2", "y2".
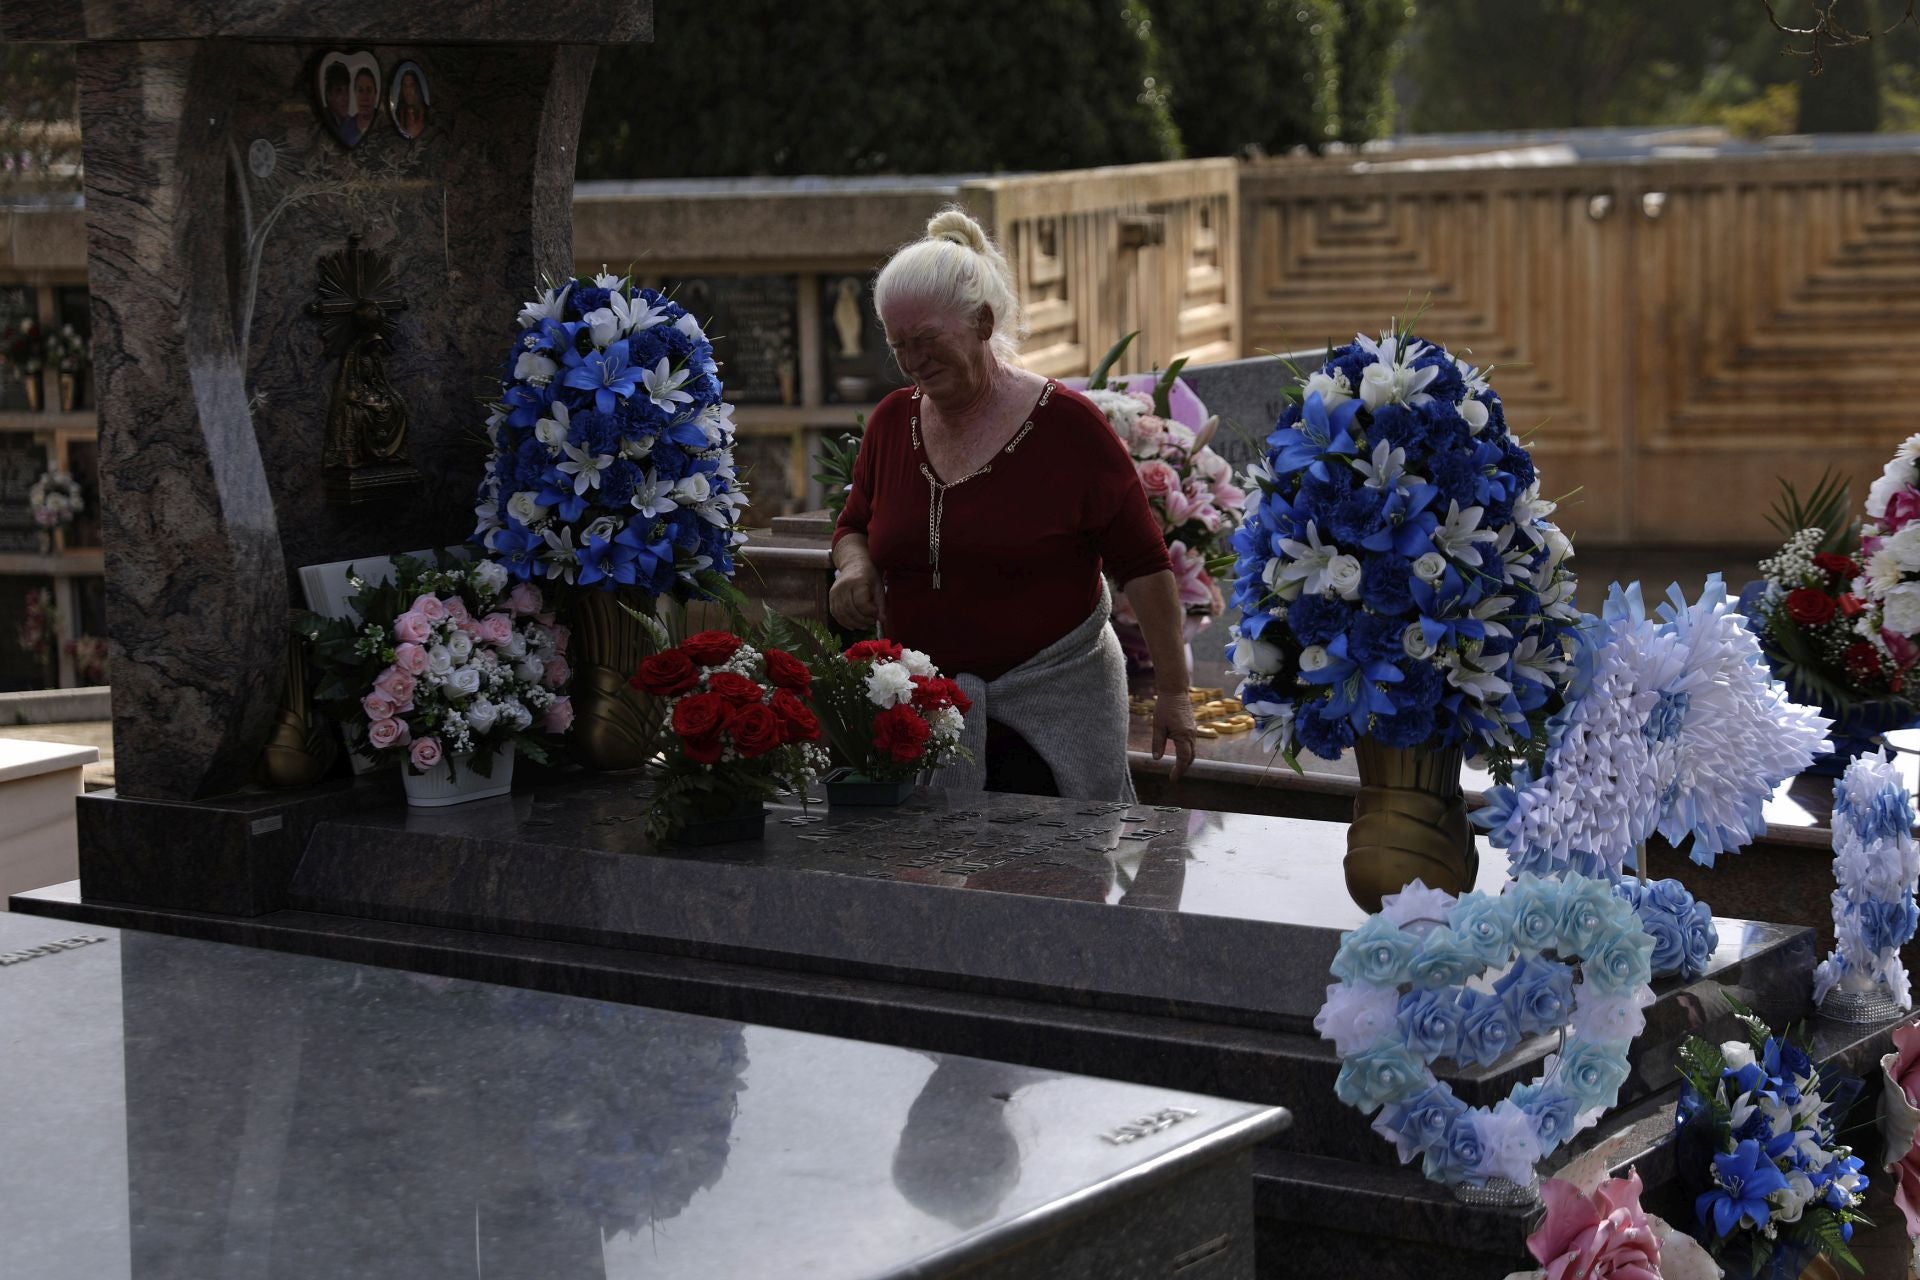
[
  {"x1": 1368, "y1": 404, "x2": 1424, "y2": 454},
  {"x1": 569, "y1": 285, "x2": 612, "y2": 317},
  {"x1": 650, "y1": 444, "x2": 692, "y2": 483},
  {"x1": 600, "y1": 458, "x2": 640, "y2": 507},
  {"x1": 1361, "y1": 554, "x2": 1415, "y2": 615},
  {"x1": 1429, "y1": 452, "x2": 1477, "y2": 506},
  {"x1": 1287, "y1": 593, "x2": 1351, "y2": 647},
  {"x1": 1294, "y1": 700, "x2": 1357, "y2": 761},
  {"x1": 1331, "y1": 488, "x2": 1386, "y2": 546},
  {"x1": 1416, "y1": 356, "x2": 1465, "y2": 404},
  {"x1": 1351, "y1": 610, "x2": 1405, "y2": 663},
  {"x1": 1375, "y1": 706, "x2": 1435, "y2": 747},
  {"x1": 1398, "y1": 661, "x2": 1445, "y2": 711},
  {"x1": 568, "y1": 408, "x2": 623, "y2": 456},
  {"x1": 627, "y1": 326, "x2": 670, "y2": 371}
]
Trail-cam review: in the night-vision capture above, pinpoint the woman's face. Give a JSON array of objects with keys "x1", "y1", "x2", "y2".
[
  {"x1": 882, "y1": 297, "x2": 992, "y2": 400},
  {"x1": 402, "y1": 73, "x2": 422, "y2": 106},
  {"x1": 355, "y1": 72, "x2": 377, "y2": 117},
  {"x1": 327, "y1": 79, "x2": 350, "y2": 119}
]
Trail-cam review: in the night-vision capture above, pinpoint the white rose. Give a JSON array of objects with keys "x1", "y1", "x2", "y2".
[
  {"x1": 426, "y1": 645, "x2": 454, "y2": 677},
  {"x1": 898, "y1": 648, "x2": 936, "y2": 678},
  {"x1": 534, "y1": 416, "x2": 568, "y2": 449},
  {"x1": 1403, "y1": 624, "x2": 1435, "y2": 660},
  {"x1": 472, "y1": 560, "x2": 509, "y2": 595},
  {"x1": 506, "y1": 632, "x2": 529, "y2": 659},
  {"x1": 515, "y1": 655, "x2": 547, "y2": 684},
  {"x1": 1721, "y1": 1041, "x2": 1757, "y2": 1071},
  {"x1": 466, "y1": 699, "x2": 500, "y2": 734},
  {"x1": 513, "y1": 351, "x2": 558, "y2": 385},
  {"x1": 502, "y1": 701, "x2": 534, "y2": 732},
  {"x1": 1327, "y1": 554, "x2": 1364, "y2": 601},
  {"x1": 1300, "y1": 644, "x2": 1331, "y2": 674},
  {"x1": 1228, "y1": 631, "x2": 1283, "y2": 677},
  {"x1": 1358, "y1": 362, "x2": 1398, "y2": 409},
  {"x1": 583, "y1": 307, "x2": 621, "y2": 350},
  {"x1": 448, "y1": 631, "x2": 475, "y2": 663},
  {"x1": 620, "y1": 436, "x2": 655, "y2": 461},
  {"x1": 1412, "y1": 552, "x2": 1447, "y2": 584},
  {"x1": 1868, "y1": 457, "x2": 1917, "y2": 519},
  {"x1": 1884, "y1": 583, "x2": 1920, "y2": 637},
  {"x1": 1302, "y1": 370, "x2": 1353, "y2": 407},
  {"x1": 1458, "y1": 397, "x2": 1489, "y2": 433},
  {"x1": 674, "y1": 472, "x2": 712, "y2": 504},
  {"x1": 863, "y1": 661, "x2": 916, "y2": 708},
  {"x1": 583, "y1": 514, "x2": 619, "y2": 545},
  {"x1": 448, "y1": 666, "x2": 483, "y2": 697},
  {"x1": 507, "y1": 491, "x2": 550, "y2": 526}
]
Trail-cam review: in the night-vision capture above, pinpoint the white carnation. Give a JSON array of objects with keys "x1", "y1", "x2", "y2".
[
  {"x1": 1884, "y1": 582, "x2": 1920, "y2": 637},
  {"x1": 864, "y1": 661, "x2": 916, "y2": 708},
  {"x1": 898, "y1": 648, "x2": 936, "y2": 678}
]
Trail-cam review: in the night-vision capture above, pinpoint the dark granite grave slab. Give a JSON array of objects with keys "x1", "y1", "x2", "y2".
[{"x1": 0, "y1": 911, "x2": 1283, "y2": 1280}]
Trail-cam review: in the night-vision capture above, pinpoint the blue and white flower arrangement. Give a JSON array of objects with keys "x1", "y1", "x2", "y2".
[
  {"x1": 1227, "y1": 329, "x2": 1583, "y2": 775},
  {"x1": 1675, "y1": 1010, "x2": 1868, "y2": 1277},
  {"x1": 472, "y1": 271, "x2": 747, "y2": 599},
  {"x1": 1615, "y1": 877, "x2": 1719, "y2": 983},
  {"x1": 1477, "y1": 576, "x2": 1829, "y2": 879},
  {"x1": 1315, "y1": 875, "x2": 1655, "y2": 1190},
  {"x1": 1813, "y1": 752, "x2": 1919, "y2": 1012}
]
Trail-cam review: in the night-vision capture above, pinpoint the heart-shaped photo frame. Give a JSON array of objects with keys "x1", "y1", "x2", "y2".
[
  {"x1": 1314, "y1": 874, "x2": 1656, "y2": 1190},
  {"x1": 315, "y1": 50, "x2": 384, "y2": 149}
]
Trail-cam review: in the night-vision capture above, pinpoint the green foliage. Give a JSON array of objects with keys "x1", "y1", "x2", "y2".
[
  {"x1": 579, "y1": 0, "x2": 1181, "y2": 179},
  {"x1": 1767, "y1": 469, "x2": 1853, "y2": 554},
  {"x1": 1086, "y1": 331, "x2": 1139, "y2": 390},
  {"x1": 1332, "y1": 0, "x2": 1414, "y2": 142},
  {"x1": 812, "y1": 417, "x2": 865, "y2": 522},
  {"x1": 1157, "y1": 0, "x2": 1342, "y2": 155}
]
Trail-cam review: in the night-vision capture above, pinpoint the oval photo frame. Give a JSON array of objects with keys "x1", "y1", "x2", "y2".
[
  {"x1": 389, "y1": 61, "x2": 430, "y2": 141},
  {"x1": 316, "y1": 51, "x2": 383, "y2": 149}
]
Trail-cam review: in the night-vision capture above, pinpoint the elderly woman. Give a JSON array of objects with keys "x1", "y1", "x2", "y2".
[{"x1": 831, "y1": 209, "x2": 1198, "y2": 800}]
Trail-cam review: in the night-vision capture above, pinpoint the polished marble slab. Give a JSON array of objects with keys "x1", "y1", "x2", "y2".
[
  {"x1": 290, "y1": 777, "x2": 1513, "y2": 1030},
  {"x1": 0, "y1": 912, "x2": 1283, "y2": 1280}
]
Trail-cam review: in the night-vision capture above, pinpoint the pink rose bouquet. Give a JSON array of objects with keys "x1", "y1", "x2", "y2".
[
  {"x1": 300, "y1": 554, "x2": 569, "y2": 782},
  {"x1": 1069, "y1": 335, "x2": 1245, "y2": 660},
  {"x1": 1507, "y1": 1169, "x2": 1717, "y2": 1280}
]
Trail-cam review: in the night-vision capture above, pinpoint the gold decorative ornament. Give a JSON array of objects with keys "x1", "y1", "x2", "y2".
[
  {"x1": 1127, "y1": 687, "x2": 1254, "y2": 738},
  {"x1": 567, "y1": 586, "x2": 665, "y2": 771},
  {"x1": 256, "y1": 622, "x2": 339, "y2": 788},
  {"x1": 309, "y1": 233, "x2": 420, "y2": 505},
  {"x1": 1346, "y1": 739, "x2": 1479, "y2": 914}
]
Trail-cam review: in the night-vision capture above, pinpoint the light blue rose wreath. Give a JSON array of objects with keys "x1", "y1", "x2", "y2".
[{"x1": 1313, "y1": 874, "x2": 1657, "y2": 1188}]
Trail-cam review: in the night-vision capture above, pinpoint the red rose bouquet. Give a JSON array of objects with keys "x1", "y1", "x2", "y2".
[
  {"x1": 629, "y1": 629, "x2": 827, "y2": 839},
  {"x1": 805, "y1": 638, "x2": 973, "y2": 783}
]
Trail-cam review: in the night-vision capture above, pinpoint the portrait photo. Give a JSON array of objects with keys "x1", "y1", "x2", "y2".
[
  {"x1": 389, "y1": 61, "x2": 430, "y2": 141},
  {"x1": 315, "y1": 51, "x2": 382, "y2": 148}
]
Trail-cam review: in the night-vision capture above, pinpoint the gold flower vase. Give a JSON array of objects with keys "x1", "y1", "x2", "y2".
[
  {"x1": 256, "y1": 623, "x2": 339, "y2": 789},
  {"x1": 567, "y1": 585, "x2": 663, "y2": 772},
  {"x1": 1346, "y1": 739, "x2": 1479, "y2": 913}
]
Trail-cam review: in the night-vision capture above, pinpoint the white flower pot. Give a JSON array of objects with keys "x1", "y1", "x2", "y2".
[{"x1": 400, "y1": 743, "x2": 515, "y2": 808}]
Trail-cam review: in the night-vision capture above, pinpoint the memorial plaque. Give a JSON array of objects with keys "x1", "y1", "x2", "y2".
[
  {"x1": 664, "y1": 274, "x2": 798, "y2": 406},
  {"x1": 820, "y1": 272, "x2": 908, "y2": 405},
  {"x1": 0, "y1": 430, "x2": 48, "y2": 553}
]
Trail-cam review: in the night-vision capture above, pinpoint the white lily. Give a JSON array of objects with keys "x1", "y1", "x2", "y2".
[
  {"x1": 1274, "y1": 521, "x2": 1342, "y2": 597},
  {"x1": 513, "y1": 349, "x2": 559, "y2": 386},
  {"x1": 618, "y1": 290, "x2": 671, "y2": 334},
  {"x1": 630, "y1": 469, "x2": 678, "y2": 519},
  {"x1": 1470, "y1": 593, "x2": 1514, "y2": 641},
  {"x1": 557, "y1": 441, "x2": 613, "y2": 495},
  {"x1": 643, "y1": 358, "x2": 695, "y2": 413},
  {"x1": 1354, "y1": 439, "x2": 1414, "y2": 493},
  {"x1": 540, "y1": 526, "x2": 579, "y2": 583},
  {"x1": 1433, "y1": 501, "x2": 1498, "y2": 567},
  {"x1": 592, "y1": 269, "x2": 624, "y2": 289},
  {"x1": 697, "y1": 487, "x2": 748, "y2": 527},
  {"x1": 516, "y1": 282, "x2": 571, "y2": 330}
]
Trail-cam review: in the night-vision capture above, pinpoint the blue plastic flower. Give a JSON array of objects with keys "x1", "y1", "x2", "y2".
[
  {"x1": 564, "y1": 339, "x2": 643, "y2": 415},
  {"x1": 1300, "y1": 635, "x2": 1405, "y2": 734},
  {"x1": 1447, "y1": 894, "x2": 1515, "y2": 967},
  {"x1": 1395, "y1": 988, "x2": 1464, "y2": 1059},
  {"x1": 1454, "y1": 990, "x2": 1518, "y2": 1067},
  {"x1": 1696, "y1": 1139, "x2": 1790, "y2": 1240},
  {"x1": 1267, "y1": 391, "x2": 1361, "y2": 481},
  {"x1": 1407, "y1": 932, "x2": 1480, "y2": 988},
  {"x1": 1581, "y1": 922, "x2": 1655, "y2": 995},
  {"x1": 1331, "y1": 915, "x2": 1418, "y2": 987},
  {"x1": 1334, "y1": 1041, "x2": 1427, "y2": 1111},
  {"x1": 1422, "y1": 1111, "x2": 1486, "y2": 1184},
  {"x1": 1556, "y1": 1038, "x2": 1631, "y2": 1111},
  {"x1": 1495, "y1": 957, "x2": 1576, "y2": 1037}
]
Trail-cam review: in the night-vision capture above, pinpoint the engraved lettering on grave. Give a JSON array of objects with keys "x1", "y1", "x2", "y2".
[
  {"x1": 663, "y1": 276, "x2": 797, "y2": 405},
  {"x1": 0, "y1": 934, "x2": 109, "y2": 967},
  {"x1": 1101, "y1": 1106, "x2": 1200, "y2": 1145}
]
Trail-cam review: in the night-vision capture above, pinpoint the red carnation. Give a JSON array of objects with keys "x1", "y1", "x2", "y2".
[
  {"x1": 683, "y1": 630, "x2": 744, "y2": 667},
  {"x1": 1813, "y1": 552, "x2": 1862, "y2": 581},
  {"x1": 910, "y1": 674, "x2": 972, "y2": 715},
  {"x1": 1785, "y1": 588, "x2": 1837, "y2": 627},
  {"x1": 631, "y1": 649, "x2": 699, "y2": 697},
  {"x1": 1846, "y1": 642, "x2": 1884, "y2": 683},
  {"x1": 873, "y1": 703, "x2": 932, "y2": 763},
  {"x1": 844, "y1": 638, "x2": 904, "y2": 664},
  {"x1": 763, "y1": 647, "x2": 812, "y2": 693},
  {"x1": 770, "y1": 688, "x2": 821, "y2": 743},
  {"x1": 729, "y1": 702, "x2": 784, "y2": 758},
  {"x1": 706, "y1": 670, "x2": 765, "y2": 708}
]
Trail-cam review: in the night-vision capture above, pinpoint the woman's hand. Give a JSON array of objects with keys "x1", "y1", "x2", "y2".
[
  {"x1": 1121, "y1": 568, "x2": 1200, "y2": 784},
  {"x1": 830, "y1": 536, "x2": 882, "y2": 630},
  {"x1": 1152, "y1": 687, "x2": 1198, "y2": 784}
]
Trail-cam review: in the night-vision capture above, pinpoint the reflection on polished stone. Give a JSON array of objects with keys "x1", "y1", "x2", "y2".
[{"x1": 0, "y1": 913, "x2": 1283, "y2": 1280}]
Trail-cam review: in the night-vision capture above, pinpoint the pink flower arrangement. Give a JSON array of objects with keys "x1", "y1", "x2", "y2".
[
  {"x1": 1508, "y1": 1169, "x2": 1716, "y2": 1280},
  {"x1": 1883, "y1": 1023, "x2": 1920, "y2": 1238},
  {"x1": 303, "y1": 556, "x2": 569, "y2": 783}
]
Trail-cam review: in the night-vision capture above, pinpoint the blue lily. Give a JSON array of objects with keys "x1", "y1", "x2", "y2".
[
  {"x1": 1696, "y1": 1140, "x2": 1789, "y2": 1239},
  {"x1": 1410, "y1": 569, "x2": 1488, "y2": 652},
  {"x1": 493, "y1": 524, "x2": 546, "y2": 582},
  {"x1": 614, "y1": 522, "x2": 675, "y2": 593},
  {"x1": 662, "y1": 417, "x2": 710, "y2": 449},
  {"x1": 1301, "y1": 634, "x2": 1404, "y2": 733},
  {"x1": 1360, "y1": 482, "x2": 1441, "y2": 557},
  {"x1": 563, "y1": 338, "x2": 642, "y2": 414},
  {"x1": 1266, "y1": 392, "x2": 1361, "y2": 482},
  {"x1": 535, "y1": 468, "x2": 590, "y2": 524}
]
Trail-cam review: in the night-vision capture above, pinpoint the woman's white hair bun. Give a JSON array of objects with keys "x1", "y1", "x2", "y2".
[{"x1": 926, "y1": 209, "x2": 989, "y2": 253}]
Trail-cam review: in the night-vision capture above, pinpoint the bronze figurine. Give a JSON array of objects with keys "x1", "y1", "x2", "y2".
[{"x1": 310, "y1": 233, "x2": 420, "y2": 504}]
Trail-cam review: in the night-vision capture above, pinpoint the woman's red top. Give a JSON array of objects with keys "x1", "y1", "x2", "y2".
[{"x1": 833, "y1": 380, "x2": 1171, "y2": 681}]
